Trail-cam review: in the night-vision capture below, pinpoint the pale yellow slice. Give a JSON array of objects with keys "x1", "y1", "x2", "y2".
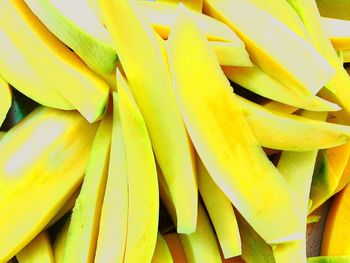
[{"x1": 322, "y1": 17, "x2": 350, "y2": 50}]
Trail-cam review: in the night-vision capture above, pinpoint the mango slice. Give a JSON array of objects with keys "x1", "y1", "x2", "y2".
[
  {"x1": 16, "y1": 232, "x2": 54, "y2": 263},
  {"x1": 152, "y1": 233, "x2": 173, "y2": 263},
  {"x1": 322, "y1": 17, "x2": 350, "y2": 50},
  {"x1": 197, "y1": 157, "x2": 241, "y2": 259},
  {"x1": 321, "y1": 184, "x2": 350, "y2": 256},
  {"x1": 0, "y1": 76, "x2": 11, "y2": 127},
  {"x1": 53, "y1": 219, "x2": 70, "y2": 263},
  {"x1": 238, "y1": 96, "x2": 350, "y2": 151},
  {"x1": 156, "y1": 0, "x2": 203, "y2": 12},
  {"x1": 167, "y1": 7, "x2": 302, "y2": 243},
  {"x1": 0, "y1": 0, "x2": 109, "y2": 122},
  {"x1": 24, "y1": 0, "x2": 117, "y2": 74},
  {"x1": 179, "y1": 204, "x2": 222, "y2": 263},
  {"x1": 95, "y1": 91, "x2": 128, "y2": 263},
  {"x1": 204, "y1": 0, "x2": 335, "y2": 96},
  {"x1": 164, "y1": 234, "x2": 187, "y2": 263},
  {"x1": 63, "y1": 115, "x2": 112, "y2": 263},
  {"x1": 0, "y1": 107, "x2": 97, "y2": 262},
  {"x1": 100, "y1": 0, "x2": 197, "y2": 234}
]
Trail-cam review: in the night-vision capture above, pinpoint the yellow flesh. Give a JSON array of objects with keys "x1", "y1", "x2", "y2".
[
  {"x1": 63, "y1": 115, "x2": 112, "y2": 263},
  {"x1": 17, "y1": 232, "x2": 54, "y2": 263},
  {"x1": 0, "y1": 76, "x2": 11, "y2": 126},
  {"x1": 100, "y1": 0, "x2": 197, "y2": 234},
  {"x1": 95, "y1": 91, "x2": 128, "y2": 263},
  {"x1": 53, "y1": 219, "x2": 70, "y2": 263},
  {"x1": 0, "y1": 107, "x2": 97, "y2": 262},
  {"x1": 322, "y1": 17, "x2": 350, "y2": 50},
  {"x1": 156, "y1": 0, "x2": 203, "y2": 12},
  {"x1": 197, "y1": 157, "x2": 241, "y2": 259},
  {"x1": 167, "y1": 7, "x2": 302, "y2": 243},
  {"x1": 151, "y1": 233, "x2": 174, "y2": 263},
  {"x1": 0, "y1": 0, "x2": 109, "y2": 122}
]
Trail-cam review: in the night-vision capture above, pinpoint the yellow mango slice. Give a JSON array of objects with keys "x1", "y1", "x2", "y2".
[
  {"x1": 152, "y1": 233, "x2": 173, "y2": 263},
  {"x1": 53, "y1": 219, "x2": 70, "y2": 263},
  {"x1": 322, "y1": 184, "x2": 350, "y2": 255},
  {"x1": 0, "y1": 76, "x2": 11, "y2": 127},
  {"x1": 100, "y1": 0, "x2": 197, "y2": 234},
  {"x1": 63, "y1": 115, "x2": 112, "y2": 263},
  {"x1": 156, "y1": 0, "x2": 203, "y2": 12},
  {"x1": 204, "y1": 0, "x2": 335, "y2": 96},
  {"x1": 334, "y1": 158, "x2": 350, "y2": 194},
  {"x1": 118, "y1": 72, "x2": 159, "y2": 263},
  {"x1": 263, "y1": 101, "x2": 298, "y2": 114},
  {"x1": 223, "y1": 65, "x2": 338, "y2": 111},
  {"x1": 197, "y1": 157, "x2": 241, "y2": 259},
  {"x1": 0, "y1": 107, "x2": 97, "y2": 262},
  {"x1": 208, "y1": 41, "x2": 251, "y2": 67},
  {"x1": 24, "y1": 0, "x2": 117, "y2": 74},
  {"x1": 179, "y1": 204, "x2": 222, "y2": 263},
  {"x1": 164, "y1": 234, "x2": 188, "y2": 262},
  {"x1": 167, "y1": 7, "x2": 301, "y2": 243},
  {"x1": 17, "y1": 232, "x2": 54, "y2": 263},
  {"x1": 322, "y1": 17, "x2": 350, "y2": 50},
  {"x1": 238, "y1": 96, "x2": 350, "y2": 151},
  {"x1": 95, "y1": 91, "x2": 128, "y2": 263},
  {"x1": 0, "y1": 0, "x2": 109, "y2": 122}
]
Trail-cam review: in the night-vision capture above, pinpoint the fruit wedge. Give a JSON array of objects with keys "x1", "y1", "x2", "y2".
[
  {"x1": 237, "y1": 96, "x2": 350, "y2": 151},
  {"x1": 321, "y1": 184, "x2": 350, "y2": 256},
  {"x1": 197, "y1": 157, "x2": 241, "y2": 259},
  {"x1": 24, "y1": 0, "x2": 117, "y2": 74},
  {"x1": 63, "y1": 115, "x2": 112, "y2": 263},
  {"x1": 152, "y1": 233, "x2": 173, "y2": 263},
  {"x1": 53, "y1": 219, "x2": 70, "y2": 263},
  {"x1": 203, "y1": 0, "x2": 335, "y2": 96},
  {"x1": 179, "y1": 204, "x2": 222, "y2": 263},
  {"x1": 156, "y1": 0, "x2": 203, "y2": 12},
  {"x1": 0, "y1": 107, "x2": 97, "y2": 262},
  {"x1": 308, "y1": 256, "x2": 350, "y2": 263},
  {"x1": 0, "y1": 0, "x2": 109, "y2": 122},
  {"x1": 16, "y1": 232, "x2": 54, "y2": 263},
  {"x1": 322, "y1": 17, "x2": 350, "y2": 50},
  {"x1": 316, "y1": 0, "x2": 350, "y2": 21},
  {"x1": 164, "y1": 234, "x2": 187, "y2": 262},
  {"x1": 95, "y1": 91, "x2": 128, "y2": 263},
  {"x1": 100, "y1": 0, "x2": 197, "y2": 234},
  {"x1": 168, "y1": 7, "x2": 302, "y2": 243},
  {"x1": 0, "y1": 76, "x2": 11, "y2": 127}
]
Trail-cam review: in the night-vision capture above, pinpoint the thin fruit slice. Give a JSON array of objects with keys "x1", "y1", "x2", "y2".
[
  {"x1": 179, "y1": 204, "x2": 222, "y2": 263},
  {"x1": 53, "y1": 219, "x2": 70, "y2": 263},
  {"x1": 167, "y1": 7, "x2": 302, "y2": 243},
  {"x1": 0, "y1": 0, "x2": 109, "y2": 122},
  {"x1": 164, "y1": 234, "x2": 187, "y2": 263},
  {"x1": 0, "y1": 76, "x2": 11, "y2": 127},
  {"x1": 208, "y1": 41, "x2": 251, "y2": 67},
  {"x1": 0, "y1": 107, "x2": 97, "y2": 262},
  {"x1": 100, "y1": 0, "x2": 197, "y2": 234},
  {"x1": 63, "y1": 115, "x2": 112, "y2": 263},
  {"x1": 204, "y1": 0, "x2": 335, "y2": 96},
  {"x1": 152, "y1": 233, "x2": 173, "y2": 263},
  {"x1": 197, "y1": 157, "x2": 241, "y2": 259},
  {"x1": 95, "y1": 91, "x2": 128, "y2": 263},
  {"x1": 118, "y1": 72, "x2": 159, "y2": 263},
  {"x1": 156, "y1": 0, "x2": 203, "y2": 12},
  {"x1": 322, "y1": 17, "x2": 350, "y2": 50},
  {"x1": 17, "y1": 232, "x2": 54, "y2": 263}
]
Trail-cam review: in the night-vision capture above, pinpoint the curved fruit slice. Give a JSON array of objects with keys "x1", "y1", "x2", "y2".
[
  {"x1": 223, "y1": 65, "x2": 338, "y2": 111},
  {"x1": 321, "y1": 184, "x2": 350, "y2": 256},
  {"x1": 179, "y1": 204, "x2": 222, "y2": 263},
  {"x1": 208, "y1": 41, "x2": 252, "y2": 66},
  {"x1": 164, "y1": 234, "x2": 187, "y2": 262},
  {"x1": 0, "y1": 0, "x2": 109, "y2": 122},
  {"x1": 53, "y1": 219, "x2": 70, "y2": 263},
  {"x1": 238, "y1": 96, "x2": 350, "y2": 151},
  {"x1": 0, "y1": 76, "x2": 11, "y2": 127},
  {"x1": 100, "y1": 0, "x2": 197, "y2": 234},
  {"x1": 322, "y1": 17, "x2": 350, "y2": 50},
  {"x1": 152, "y1": 233, "x2": 173, "y2": 263},
  {"x1": 0, "y1": 107, "x2": 98, "y2": 262},
  {"x1": 16, "y1": 232, "x2": 54, "y2": 263},
  {"x1": 263, "y1": 101, "x2": 298, "y2": 114},
  {"x1": 197, "y1": 157, "x2": 241, "y2": 259},
  {"x1": 24, "y1": 0, "x2": 117, "y2": 74},
  {"x1": 308, "y1": 256, "x2": 350, "y2": 263},
  {"x1": 156, "y1": 0, "x2": 203, "y2": 12},
  {"x1": 63, "y1": 115, "x2": 112, "y2": 263},
  {"x1": 95, "y1": 91, "x2": 128, "y2": 263},
  {"x1": 168, "y1": 7, "x2": 302, "y2": 243},
  {"x1": 204, "y1": 0, "x2": 335, "y2": 96},
  {"x1": 118, "y1": 72, "x2": 159, "y2": 263}
]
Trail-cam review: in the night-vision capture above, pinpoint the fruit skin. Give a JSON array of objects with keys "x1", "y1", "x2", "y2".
[
  {"x1": 16, "y1": 232, "x2": 54, "y2": 263},
  {"x1": 0, "y1": 107, "x2": 98, "y2": 262},
  {"x1": 321, "y1": 184, "x2": 350, "y2": 256},
  {"x1": 24, "y1": 0, "x2": 117, "y2": 74},
  {"x1": 0, "y1": 0, "x2": 109, "y2": 122},
  {"x1": 151, "y1": 233, "x2": 173, "y2": 263},
  {"x1": 168, "y1": 5, "x2": 302, "y2": 243},
  {"x1": 0, "y1": 76, "x2": 11, "y2": 127},
  {"x1": 100, "y1": 0, "x2": 197, "y2": 234}
]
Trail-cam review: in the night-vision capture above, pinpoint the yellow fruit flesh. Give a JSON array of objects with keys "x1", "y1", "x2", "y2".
[
  {"x1": 0, "y1": 0, "x2": 109, "y2": 122},
  {"x1": 152, "y1": 233, "x2": 174, "y2": 263},
  {"x1": 63, "y1": 115, "x2": 112, "y2": 263},
  {"x1": 204, "y1": 0, "x2": 335, "y2": 96},
  {"x1": 167, "y1": 8, "x2": 302, "y2": 243},
  {"x1": 197, "y1": 157, "x2": 241, "y2": 259},
  {"x1": 0, "y1": 76, "x2": 11, "y2": 126},
  {"x1": 53, "y1": 219, "x2": 70, "y2": 263},
  {"x1": 322, "y1": 17, "x2": 350, "y2": 50},
  {"x1": 16, "y1": 232, "x2": 54, "y2": 263},
  {"x1": 100, "y1": 0, "x2": 197, "y2": 234},
  {"x1": 95, "y1": 91, "x2": 128, "y2": 263},
  {"x1": 156, "y1": 0, "x2": 203, "y2": 12},
  {"x1": 0, "y1": 107, "x2": 97, "y2": 262},
  {"x1": 263, "y1": 101, "x2": 298, "y2": 114}
]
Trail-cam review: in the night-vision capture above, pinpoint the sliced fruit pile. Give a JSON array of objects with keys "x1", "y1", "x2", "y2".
[{"x1": 2, "y1": 0, "x2": 350, "y2": 262}]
